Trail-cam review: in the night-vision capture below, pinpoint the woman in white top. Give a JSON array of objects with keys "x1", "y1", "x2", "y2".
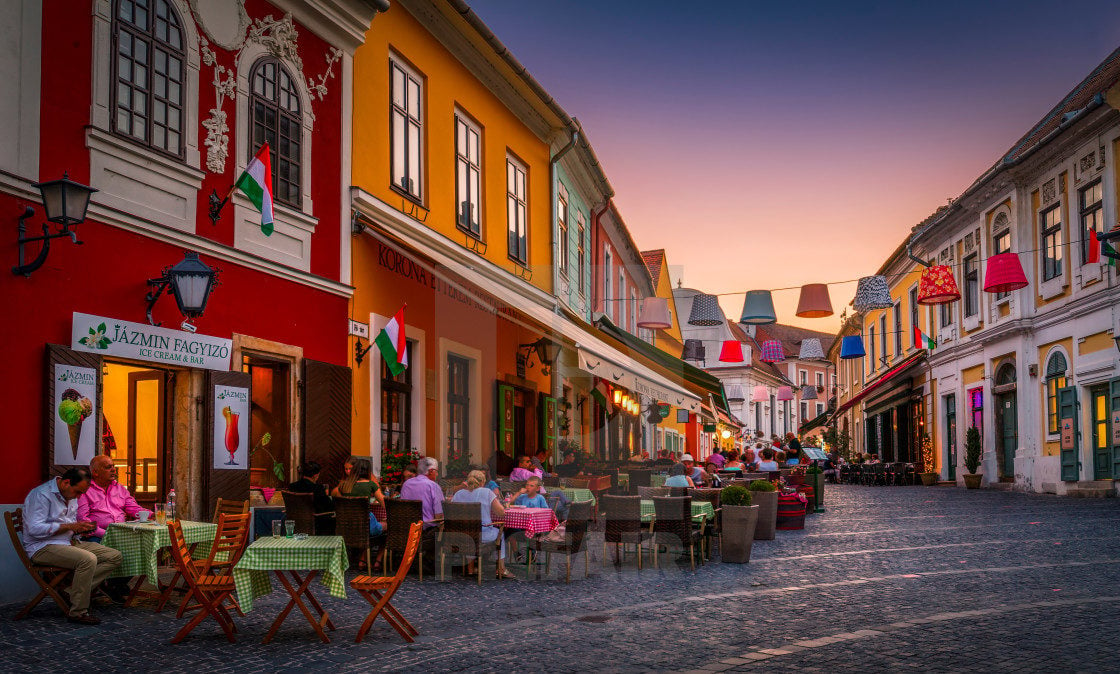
[
  {"x1": 756, "y1": 447, "x2": 780, "y2": 472},
  {"x1": 451, "y1": 470, "x2": 514, "y2": 579}
]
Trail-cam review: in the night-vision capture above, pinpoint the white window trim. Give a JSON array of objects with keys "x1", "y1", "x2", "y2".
[
  {"x1": 1038, "y1": 202, "x2": 1066, "y2": 299},
  {"x1": 1042, "y1": 345, "x2": 1071, "y2": 441},
  {"x1": 390, "y1": 55, "x2": 424, "y2": 201},
  {"x1": 603, "y1": 244, "x2": 613, "y2": 313},
  {"x1": 454, "y1": 110, "x2": 482, "y2": 237},
  {"x1": 576, "y1": 211, "x2": 586, "y2": 297},
  {"x1": 438, "y1": 338, "x2": 482, "y2": 466},
  {"x1": 1076, "y1": 180, "x2": 1104, "y2": 286},
  {"x1": 962, "y1": 254, "x2": 981, "y2": 332},
  {"x1": 506, "y1": 153, "x2": 528, "y2": 265},
  {"x1": 1, "y1": 0, "x2": 41, "y2": 180},
  {"x1": 369, "y1": 314, "x2": 426, "y2": 474}
]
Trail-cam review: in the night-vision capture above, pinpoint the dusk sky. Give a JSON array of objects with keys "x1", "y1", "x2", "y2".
[{"x1": 467, "y1": 0, "x2": 1120, "y2": 332}]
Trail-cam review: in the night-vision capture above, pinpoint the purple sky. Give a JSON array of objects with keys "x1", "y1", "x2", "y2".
[{"x1": 467, "y1": 1, "x2": 1120, "y2": 331}]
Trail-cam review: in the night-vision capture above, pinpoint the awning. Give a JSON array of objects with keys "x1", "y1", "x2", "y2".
[
  {"x1": 577, "y1": 348, "x2": 701, "y2": 412},
  {"x1": 832, "y1": 352, "x2": 926, "y2": 417},
  {"x1": 798, "y1": 409, "x2": 831, "y2": 435},
  {"x1": 593, "y1": 314, "x2": 722, "y2": 402}
]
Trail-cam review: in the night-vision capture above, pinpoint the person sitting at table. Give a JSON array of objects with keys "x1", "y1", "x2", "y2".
[
  {"x1": 400, "y1": 457, "x2": 444, "y2": 567},
  {"x1": 288, "y1": 461, "x2": 335, "y2": 535},
  {"x1": 756, "y1": 447, "x2": 780, "y2": 472},
  {"x1": 510, "y1": 454, "x2": 543, "y2": 482},
  {"x1": 707, "y1": 452, "x2": 726, "y2": 471},
  {"x1": 331, "y1": 456, "x2": 385, "y2": 537},
  {"x1": 724, "y1": 452, "x2": 745, "y2": 471},
  {"x1": 451, "y1": 470, "x2": 514, "y2": 579},
  {"x1": 680, "y1": 454, "x2": 709, "y2": 486},
  {"x1": 785, "y1": 451, "x2": 802, "y2": 467},
  {"x1": 77, "y1": 455, "x2": 148, "y2": 602},
  {"x1": 651, "y1": 449, "x2": 674, "y2": 468},
  {"x1": 510, "y1": 476, "x2": 549, "y2": 508},
  {"x1": 21, "y1": 468, "x2": 123, "y2": 625},
  {"x1": 554, "y1": 449, "x2": 583, "y2": 477},
  {"x1": 531, "y1": 449, "x2": 553, "y2": 476},
  {"x1": 704, "y1": 461, "x2": 724, "y2": 488},
  {"x1": 663, "y1": 462, "x2": 694, "y2": 488}
]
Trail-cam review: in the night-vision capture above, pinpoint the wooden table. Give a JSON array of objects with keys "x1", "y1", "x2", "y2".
[{"x1": 101, "y1": 520, "x2": 216, "y2": 611}]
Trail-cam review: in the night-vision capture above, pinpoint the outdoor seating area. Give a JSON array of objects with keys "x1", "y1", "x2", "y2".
[{"x1": 838, "y1": 463, "x2": 918, "y2": 486}]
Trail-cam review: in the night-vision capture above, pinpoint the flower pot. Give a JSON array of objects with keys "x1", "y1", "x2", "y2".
[
  {"x1": 920, "y1": 472, "x2": 938, "y2": 486},
  {"x1": 721, "y1": 504, "x2": 759, "y2": 564},
  {"x1": 750, "y1": 490, "x2": 778, "y2": 540},
  {"x1": 963, "y1": 473, "x2": 982, "y2": 489}
]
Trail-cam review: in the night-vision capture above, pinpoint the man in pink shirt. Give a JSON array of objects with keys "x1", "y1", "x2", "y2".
[{"x1": 78, "y1": 455, "x2": 150, "y2": 542}]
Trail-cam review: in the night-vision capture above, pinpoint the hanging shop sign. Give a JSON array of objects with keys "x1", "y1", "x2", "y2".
[
  {"x1": 213, "y1": 385, "x2": 249, "y2": 470},
  {"x1": 71, "y1": 312, "x2": 232, "y2": 371},
  {"x1": 53, "y1": 364, "x2": 98, "y2": 466}
]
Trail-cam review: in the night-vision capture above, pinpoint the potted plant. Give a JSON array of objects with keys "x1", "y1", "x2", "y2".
[
  {"x1": 919, "y1": 434, "x2": 938, "y2": 486},
  {"x1": 806, "y1": 465, "x2": 825, "y2": 511},
  {"x1": 963, "y1": 426, "x2": 983, "y2": 489},
  {"x1": 748, "y1": 479, "x2": 778, "y2": 540},
  {"x1": 719, "y1": 485, "x2": 758, "y2": 563}
]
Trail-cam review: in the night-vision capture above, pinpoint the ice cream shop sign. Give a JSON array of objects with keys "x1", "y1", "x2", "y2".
[{"x1": 70, "y1": 312, "x2": 232, "y2": 371}]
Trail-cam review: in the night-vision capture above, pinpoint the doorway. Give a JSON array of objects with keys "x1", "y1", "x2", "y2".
[
  {"x1": 944, "y1": 394, "x2": 957, "y2": 481},
  {"x1": 101, "y1": 362, "x2": 170, "y2": 509},
  {"x1": 243, "y1": 356, "x2": 292, "y2": 488},
  {"x1": 1091, "y1": 385, "x2": 1111, "y2": 480},
  {"x1": 994, "y1": 364, "x2": 1018, "y2": 480}
]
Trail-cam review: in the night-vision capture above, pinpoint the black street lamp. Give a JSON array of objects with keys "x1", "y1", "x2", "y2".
[
  {"x1": 12, "y1": 172, "x2": 97, "y2": 277},
  {"x1": 146, "y1": 252, "x2": 221, "y2": 326}
]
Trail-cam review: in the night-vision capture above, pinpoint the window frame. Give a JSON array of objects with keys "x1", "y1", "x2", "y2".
[
  {"x1": 454, "y1": 112, "x2": 482, "y2": 239},
  {"x1": 381, "y1": 341, "x2": 414, "y2": 455},
  {"x1": 248, "y1": 57, "x2": 303, "y2": 209},
  {"x1": 446, "y1": 353, "x2": 470, "y2": 464},
  {"x1": 909, "y1": 286, "x2": 919, "y2": 348},
  {"x1": 1079, "y1": 180, "x2": 1103, "y2": 266},
  {"x1": 1040, "y1": 203, "x2": 1063, "y2": 282},
  {"x1": 992, "y1": 226, "x2": 1011, "y2": 300},
  {"x1": 557, "y1": 184, "x2": 569, "y2": 279},
  {"x1": 893, "y1": 300, "x2": 903, "y2": 354},
  {"x1": 816, "y1": 372, "x2": 824, "y2": 387},
  {"x1": 1045, "y1": 351, "x2": 1068, "y2": 436},
  {"x1": 869, "y1": 326, "x2": 876, "y2": 373},
  {"x1": 576, "y1": 212, "x2": 586, "y2": 297},
  {"x1": 603, "y1": 245, "x2": 612, "y2": 312},
  {"x1": 390, "y1": 57, "x2": 424, "y2": 203},
  {"x1": 963, "y1": 253, "x2": 979, "y2": 318},
  {"x1": 879, "y1": 313, "x2": 887, "y2": 365},
  {"x1": 505, "y1": 154, "x2": 529, "y2": 265}
]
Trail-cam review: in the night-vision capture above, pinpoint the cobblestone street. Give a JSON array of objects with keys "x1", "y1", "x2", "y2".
[{"x1": 4, "y1": 485, "x2": 1120, "y2": 672}]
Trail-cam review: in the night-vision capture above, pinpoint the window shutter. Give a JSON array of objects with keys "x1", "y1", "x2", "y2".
[
  {"x1": 540, "y1": 395, "x2": 557, "y2": 456},
  {"x1": 45, "y1": 344, "x2": 103, "y2": 478},
  {"x1": 1111, "y1": 378, "x2": 1120, "y2": 480},
  {"x1": 204, "y1": 370, "x2": 251, "y2": 520},
  {"x1": 1058, "y1": 386, "x2": 1079, "y2": 482},
  {"x1": 497, "y1": 383, "x2": 515, "y2": 455},
  {"x1": 302, "y1": 359, "x2": 352, "y2": 489}
]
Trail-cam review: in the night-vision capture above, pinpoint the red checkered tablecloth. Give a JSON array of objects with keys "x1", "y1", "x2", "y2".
[
  {"x1": 370, "y1": 502, "x2": 387, "y2": 523},
  {"x1": 496, "y1": 507, "x2": 558, "y2": 536}
]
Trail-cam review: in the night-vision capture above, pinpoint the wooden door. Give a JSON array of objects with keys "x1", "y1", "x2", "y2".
[
  {"x1": 1058, "y1": 386, "x2": 1079, "y2": 482},
  {"x1": 997, "y1": 392, "x2": 1017, "y2": 479},
  {"x1": 302, "y1": 359, "x2": 352, "y2": 489},
  {"x1": 1090, "y1": 386, "x2": 1110, "y2": 480},
  {"x1": 126, "y1": 370, "x2": 166, "y2": 507},
  {"x1": 945, "y1": 395, "x2": 957, "y2": 481},
  {"x1": 1111, "y1": 378, "x2": 1120, "y2": 480}
]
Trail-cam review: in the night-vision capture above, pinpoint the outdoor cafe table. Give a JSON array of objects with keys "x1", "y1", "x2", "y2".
[
  {"x1": 554, "y1": 487, "x2": 595, "y2": 505},
  {"x1": 101, "y1": 520, "x2": 216, "y2": 609},
  {"x1": 233, "y1": 535, "x2": 348, "y2": 643},
  {"x1": 650, "y1": 474, "x2": 669, "y2": 488},
  {"x1": 638, "y1": 500, "x2": 714, "y2": 524},
  {"x1": 495, "y1": 506, "x2": 558, "y2": 537}
]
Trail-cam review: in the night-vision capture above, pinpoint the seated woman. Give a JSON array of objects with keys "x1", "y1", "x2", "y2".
[
  {"x1": 756, "y1": 447, "x2": 780, "y2": 472},
  {"x1": 331, "y1": 456, "x2": 385, "y2": 537},
  {"x1": 663, "y1": 462, "x2": 695, "y2": 488},
  {"x1": 724, "y1": 452, "x2": 745, "y2": 471},
  {"x1": 451, "y1": 470, "x2": 513, "y2": 579}
]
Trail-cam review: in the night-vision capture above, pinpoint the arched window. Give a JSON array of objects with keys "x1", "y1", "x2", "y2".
[
  {"x1": 995, "y1": 363, "x2": 1016, "y2": 387},
  {"x1": 1045, "y1": 351, "x2": 1068, "y2": 435},
  {"x1": 112, "y1": 0, "x2": 186, "y2": 157},
  {"x1": 249, "y1": 58, "x2": 302, "y2": 208}
]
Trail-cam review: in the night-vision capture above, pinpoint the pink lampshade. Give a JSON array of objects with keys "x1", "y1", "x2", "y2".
[
  {"x1": 983, "y1": 253, "x2": 1028, "y2": 293},
  {"x1": 795, "y1": 283, "x2": 833, "y2": 318},
  {"x1": 718, "y1": 340, "x2": 744, "y2": 363},
  {"x1": 637, "y1": 297, "x2": 672, "y2": 329},
  {"x1": 759, "y1": 340, "x2": 785, "y2": 363},
  {"x1": 751, "y1": 385, "x2": 768, "y2": 402},
  {"x1": 777, "y1": 386, "x2": 795, "y2": 401}
]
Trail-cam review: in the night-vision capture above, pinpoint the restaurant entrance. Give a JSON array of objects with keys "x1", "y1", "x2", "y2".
[
  {"x1": 101, "y1": 362, "x2": 172, "y2": 510},
  {"x1": 242, "y1": 355, "x2": 292, "y2": 489}
]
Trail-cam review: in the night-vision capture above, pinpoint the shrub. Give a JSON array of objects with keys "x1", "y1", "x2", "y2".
[
  {"x1": 806, "y1": 465, "x2": 823, "y2": 475},
  {"x1": 964, "y1": 426, "x2": 982, "y2": 474},
  {"x1": 747, "y1": 479, "x2": 776, "y2": 492},
  {"x1": 721, "y1": 484, "x2": 752, "y2": 507}
]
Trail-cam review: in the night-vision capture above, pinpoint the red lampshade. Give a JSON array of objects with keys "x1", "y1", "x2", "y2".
[
  {"x1": 777, "y1": 386, "x2": 794, "y2": 401},
  {"x1": 718, "y1": 340, "x2": 744, "y2": 363},
  {"x1": 983, "y1": 253, "x2": 1028, "y2": 294},
  {"x1": 795, "y1": 283, "x2": 833, "y2": 318},
  {"x1": 916, "y1": 265, "x2": 961, "y2": 305}
]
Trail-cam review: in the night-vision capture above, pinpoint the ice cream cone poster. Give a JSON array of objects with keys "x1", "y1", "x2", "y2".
[
  {"x1": 54, "y1": 365, "x2": 97, "y2": 466},
  {"x1": 213, "y1": 385, "x2": 249, "y2": 470}
]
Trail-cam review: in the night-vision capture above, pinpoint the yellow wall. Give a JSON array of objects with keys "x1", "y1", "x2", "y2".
[
  {"x1": 861, "y1": 264, "x2": 925, "y2": 377},
  {"x1": 353, "y1": 4, "x2": 554, "y2": 292},
  {"x1": 1078, "y1": 331, "x2": 1115, "y2": 355},
  {"x1": 962, "y1": 364, "x2": 985, "y2": 386},
  {"x1": 649, "y1": 252, "x2": 684, "y2": 356}
]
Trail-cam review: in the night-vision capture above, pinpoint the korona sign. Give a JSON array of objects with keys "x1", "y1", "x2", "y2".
[{"x1": 71, "y1": 312, "x2": 232, "y2": 371}]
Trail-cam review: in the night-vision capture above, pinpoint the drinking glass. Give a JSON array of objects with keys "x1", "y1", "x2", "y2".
[
  {"x1": 272, "y1": 519, "x2": 283, "y2": 538},
  {"x1": 154, "y1": 504, "x2": 166, "y2": 525},
  {"x1": 284, "y1": 520, "x2": 295, "y2": 538}
]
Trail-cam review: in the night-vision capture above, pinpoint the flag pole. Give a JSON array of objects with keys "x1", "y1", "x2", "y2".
[{"x1": 208, "y1": 183, "x2": 237, "y2": 226}]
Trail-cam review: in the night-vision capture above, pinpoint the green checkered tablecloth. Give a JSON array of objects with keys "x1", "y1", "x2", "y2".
[
  {"x1": 650, "y1": 474, "x2": 669, "y2": 488},
  {"x1": 638, "y1": 500, "x2": 714, "y2": 523},
  {"x1": 555, "y1": 487, "x2": 595, "y2": 505},
  {"x1": 102, "y1": 521, "x2": 216, "y2": 581},
  {"x1": 232, "y1": 536, "x2": 347, "y2": 612}
]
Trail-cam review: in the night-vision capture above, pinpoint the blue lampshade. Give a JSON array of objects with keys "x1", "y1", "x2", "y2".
[
  {"x1": 839, "y1": 335, "x2": 865, "y2": 359},
  {"x1": 739, "y1": 290, "x2": 777, "y2": 325}
]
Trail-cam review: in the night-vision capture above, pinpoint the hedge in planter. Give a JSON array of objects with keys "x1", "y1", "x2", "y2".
[
  {"x1": 720, "y1": 485, "x2": 758, "y2": 563},
  {"x1": 748, "y1": 479, "x2": 778, "y2": 541},
  {"x1": 963, "y1": 426, "x2": 983, "y2": 489}
]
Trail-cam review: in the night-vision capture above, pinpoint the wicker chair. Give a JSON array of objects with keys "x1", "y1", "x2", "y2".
[
  {"x1": 524, "y1": 501, "x2": 593, "y2": 583},
  {"x1": 601, "y1": 495, "x2": 648, "y2": 568},
  {"x1": 627, "y1": 469, "x2": 653, "y2": 492},
  {"x1": 637, "y1": 486, "x2": 669, "y2": 500},
  {"x1": 280, "y1": 492, "x2": 316, "y2": 534},
  {"x1": 651, "y1": 496, "x2": 703, "y2": 571},
  {"x1": 689, "y1": 488, "x2": 722, "y2": 558},
  {"x1": 438, "y1": 502, "x2": 499, "y2": 585},
  {"x1": 384, "y1": 498, "x2": 425, "y2": 581},
  {"x1": 668, "y1": 487, "x2": 689, "y2": 498},
  {"x1": 543, "y1": 476, "x2": 562, "y2": 487},
  {"x1": 335, "y1": 496, "x2": 375, "y2": 571}
]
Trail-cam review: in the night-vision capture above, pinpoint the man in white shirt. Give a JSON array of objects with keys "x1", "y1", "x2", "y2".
[{"x1": 21, "y1": 467, "x2": 123, "y2": 625}]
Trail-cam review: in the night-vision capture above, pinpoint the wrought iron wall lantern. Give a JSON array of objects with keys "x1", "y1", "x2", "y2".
[
  {"x1": 13, "y1": 173, "x2": 97, "y2": 277},
  {"x1": 145, "y1": 252, "x2": 221, "y2": 327},
  {"x1": 517, "y1": 337, "x2": 561, "y2": 377}
]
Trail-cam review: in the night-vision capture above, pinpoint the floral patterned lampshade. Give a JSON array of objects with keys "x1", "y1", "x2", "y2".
[
  {"x1": 687, "y1": 293, "x2": 724, "y2": 326},
  {"x1": 798, "y1": 338, "x2": 825, "y2": 360},
  {"x1": 795, "y1": 283, "x2": 833, "y2": 318},
  {"x1": 759, "y1": 340, "x2": 785, "y2": 363},
  {"x1": 916, "y1": 265, "x2": 961, "y2": 305},
  {"x1": 739, "y1": 290, "x2": 777, "y2": 325},
  {"x1": 726, "y1": 385, "x2": 745, "y2": 402},
  {"x1": 751, "y1": 385, "x2": 768, "y2": 402},
  {"x1": 777, "y1": 386, "x2": 795, "y2": 401},
  {"x1": 681, "y1": 339, "x2": 706, "y2": 362},
  {"x1": 718, "y1": 340, "x2": 744, "y2": 363},
  {"x1": 839, "y1": 335, "x2": 865, "y2": 359},
  {"x1": 637, "y1": 297, "x2": 672, "y2": 329},
  {"x1": 800, "y1": 385, "x2": 818, "y2": 400},
  {"x1": 983, "y1": 253, "x2": 1028, "y2": 294},
  {"x1": 853, "y1": 275, "x2": 893, "y2": 311}
]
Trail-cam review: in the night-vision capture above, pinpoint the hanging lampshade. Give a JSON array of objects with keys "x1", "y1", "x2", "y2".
[
  {"x1": 739, "y1": 290, "x2": 777, "y2": 325},
  {"x1": 751, "y1": 385, "x2": 768, "y2": 402},
  {"x1": 800, "y1": 385, "x2": 818, "y2": 400},
  {"x1": 637, "y1": 297, "x2": 672, "y2": 329},
  {"x1": 839, "y1": 335, "x2": 865, "y2": 359},
  {"x1": 983, "y1": 253, "x2": 1028, "y2": 294},
  {"x1": 687, "y1": 293, "x2": 724, "y2": 326},
  {"x1": 718, "y1": 340, "x2": 744, "y2": 363},
  {"x1": 726, "y1": 385, "x2": 745, "y2": 402},
  {"x1": 798, "y1": 338, "x2": 825, "y2": 360},
  {"x1": 777, "y1": 386, "x2": 795, "y2": 401},
  {"x1": 759, "y1": 340, "x2": 785, "y2": 363},
  {"x1": 852, "y1": 275, "x2": 893, "y2": 311},
  {"x1": 916, "y1": 264, "x2": 961, "y2": 305},
  {"x1": 681, "y1": 339, "x2": 706, "y2": 361},
  {"x1": 795, "y1": 283, "x2": 833, "y2": 318}
]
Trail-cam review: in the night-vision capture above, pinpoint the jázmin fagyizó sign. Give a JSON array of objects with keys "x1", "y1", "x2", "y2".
[{"x1": 70, "y1": 312, "x2": 232, "y2": 371}]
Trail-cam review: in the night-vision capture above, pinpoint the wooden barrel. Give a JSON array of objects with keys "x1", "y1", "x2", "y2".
[{"x1": 776, "y1": 493, "x2": 806, "y2": 530}]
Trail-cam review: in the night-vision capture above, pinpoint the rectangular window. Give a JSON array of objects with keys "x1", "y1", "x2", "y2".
[
  {"x1": 576, "y1": 213, "x2": 586, "y2": 296},
  {"x1": 963, "y1": 254, "x2": 979, "y2": 317},
  {"x1": 869, "y1": 327, "x2": 876, "y2": 373},
  {"x1": 446, "y1": 354, "x2": 469, "y2": 463},
  {"x1": 940, "y1": 301, "x2": 952, "y2": 328},
  {"x1": 506, "y1": 156, "x2": 528, "y2": 264},
  {"x1": 1040, "y1": 204, "x2": 1063, "y2": 281},
  {"x1": 1046, "y1": 374, "x2": 1067, "y2": 435},
  {"x1": 617, "y1": 270, "x2": 625, "y2": 325},
  {"x1": 1080, "y1": 181, "x2": 1103, "y2": 265},
  {"x1": 454, "y1": 114, "x2": 481, "y2": 237},
  {"x1": 816, "y1": 372, "x2": 824, "y2": 387},
  {"x1": 557, "y1": 185, "x2": 569, "y2": 278},
  {"x1": 879, "y1": 314, "x2": 887, "y2": 365},
  {"x1": 909, "y1": 287, "x2": 919, "y2": 348},
  {"x1": 381, "y1": 341, "x2": 414, "y2": 454},
  {"x1": 629, "y1": 290, "x2": 637, "y2": 333},
  {"x1": 390, "y1": 59, "x2": 423, "y2": 201},
  {"x1": 831, "y1": 374, "x2": 837, "y2": 388},
  {"x1": 603, "y1": 246, "x2": 612, "y2": 311},
  {"x1": 893, "y1": 301, "x2": 903, "y2": 354},
  {"x1": 800, "y1": 401, "x2": 808, "y2": 424},
  {"x1": 799, "y1": 370, "x2": 807, "y2": 386},
  {"x1": 817, "y1": 403, "x2": 825, "y2": 417},
  {"x1": 991, "y1": 228, "x2": 1011, "y2": 299}
]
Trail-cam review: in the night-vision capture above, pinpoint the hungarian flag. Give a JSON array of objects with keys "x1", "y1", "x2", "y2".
[
  {"x1": 1087, "y1": 229, "x2": 1101, "y2": 263},
  {"x1": 913, "y1": 326, "x2": 936, "y2": 350},
  {"x1": 591, "y1": 379, "x2": 612, "y2": 412},
  {"x1": 1103, "y1": 229, "x2": 1120, "y2": 267},
  {"x1": 375, "y1": 305, "x2": 408, "y2": 376},
  {"x1": 235, "y1": 143, "x2": 275, "y2": 236}
]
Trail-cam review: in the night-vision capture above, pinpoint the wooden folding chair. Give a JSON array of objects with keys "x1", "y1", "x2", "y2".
[
  {"x1": 166, "y1": 520, "x2": 237, "y2": 644},
  {"x1": 5, "y1": 509, "x2": 74, "y2": 619},
  {"x1": 176, "y1": 513, "x2": 250, "y2": 618},
  {"x1": 211, "y1": 498, "x2": 249, "y2": 524},
  {"x1": 351, "y1": 521, "x2": 422, "y2": 643}
]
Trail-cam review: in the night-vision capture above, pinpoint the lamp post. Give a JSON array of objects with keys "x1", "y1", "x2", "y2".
[
  {"x1": 146, "y1": 251, "x2": 221, "y2": 327},
  {"x1": 13, "y1": 173, "x2": 97, "y2": 277}
]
